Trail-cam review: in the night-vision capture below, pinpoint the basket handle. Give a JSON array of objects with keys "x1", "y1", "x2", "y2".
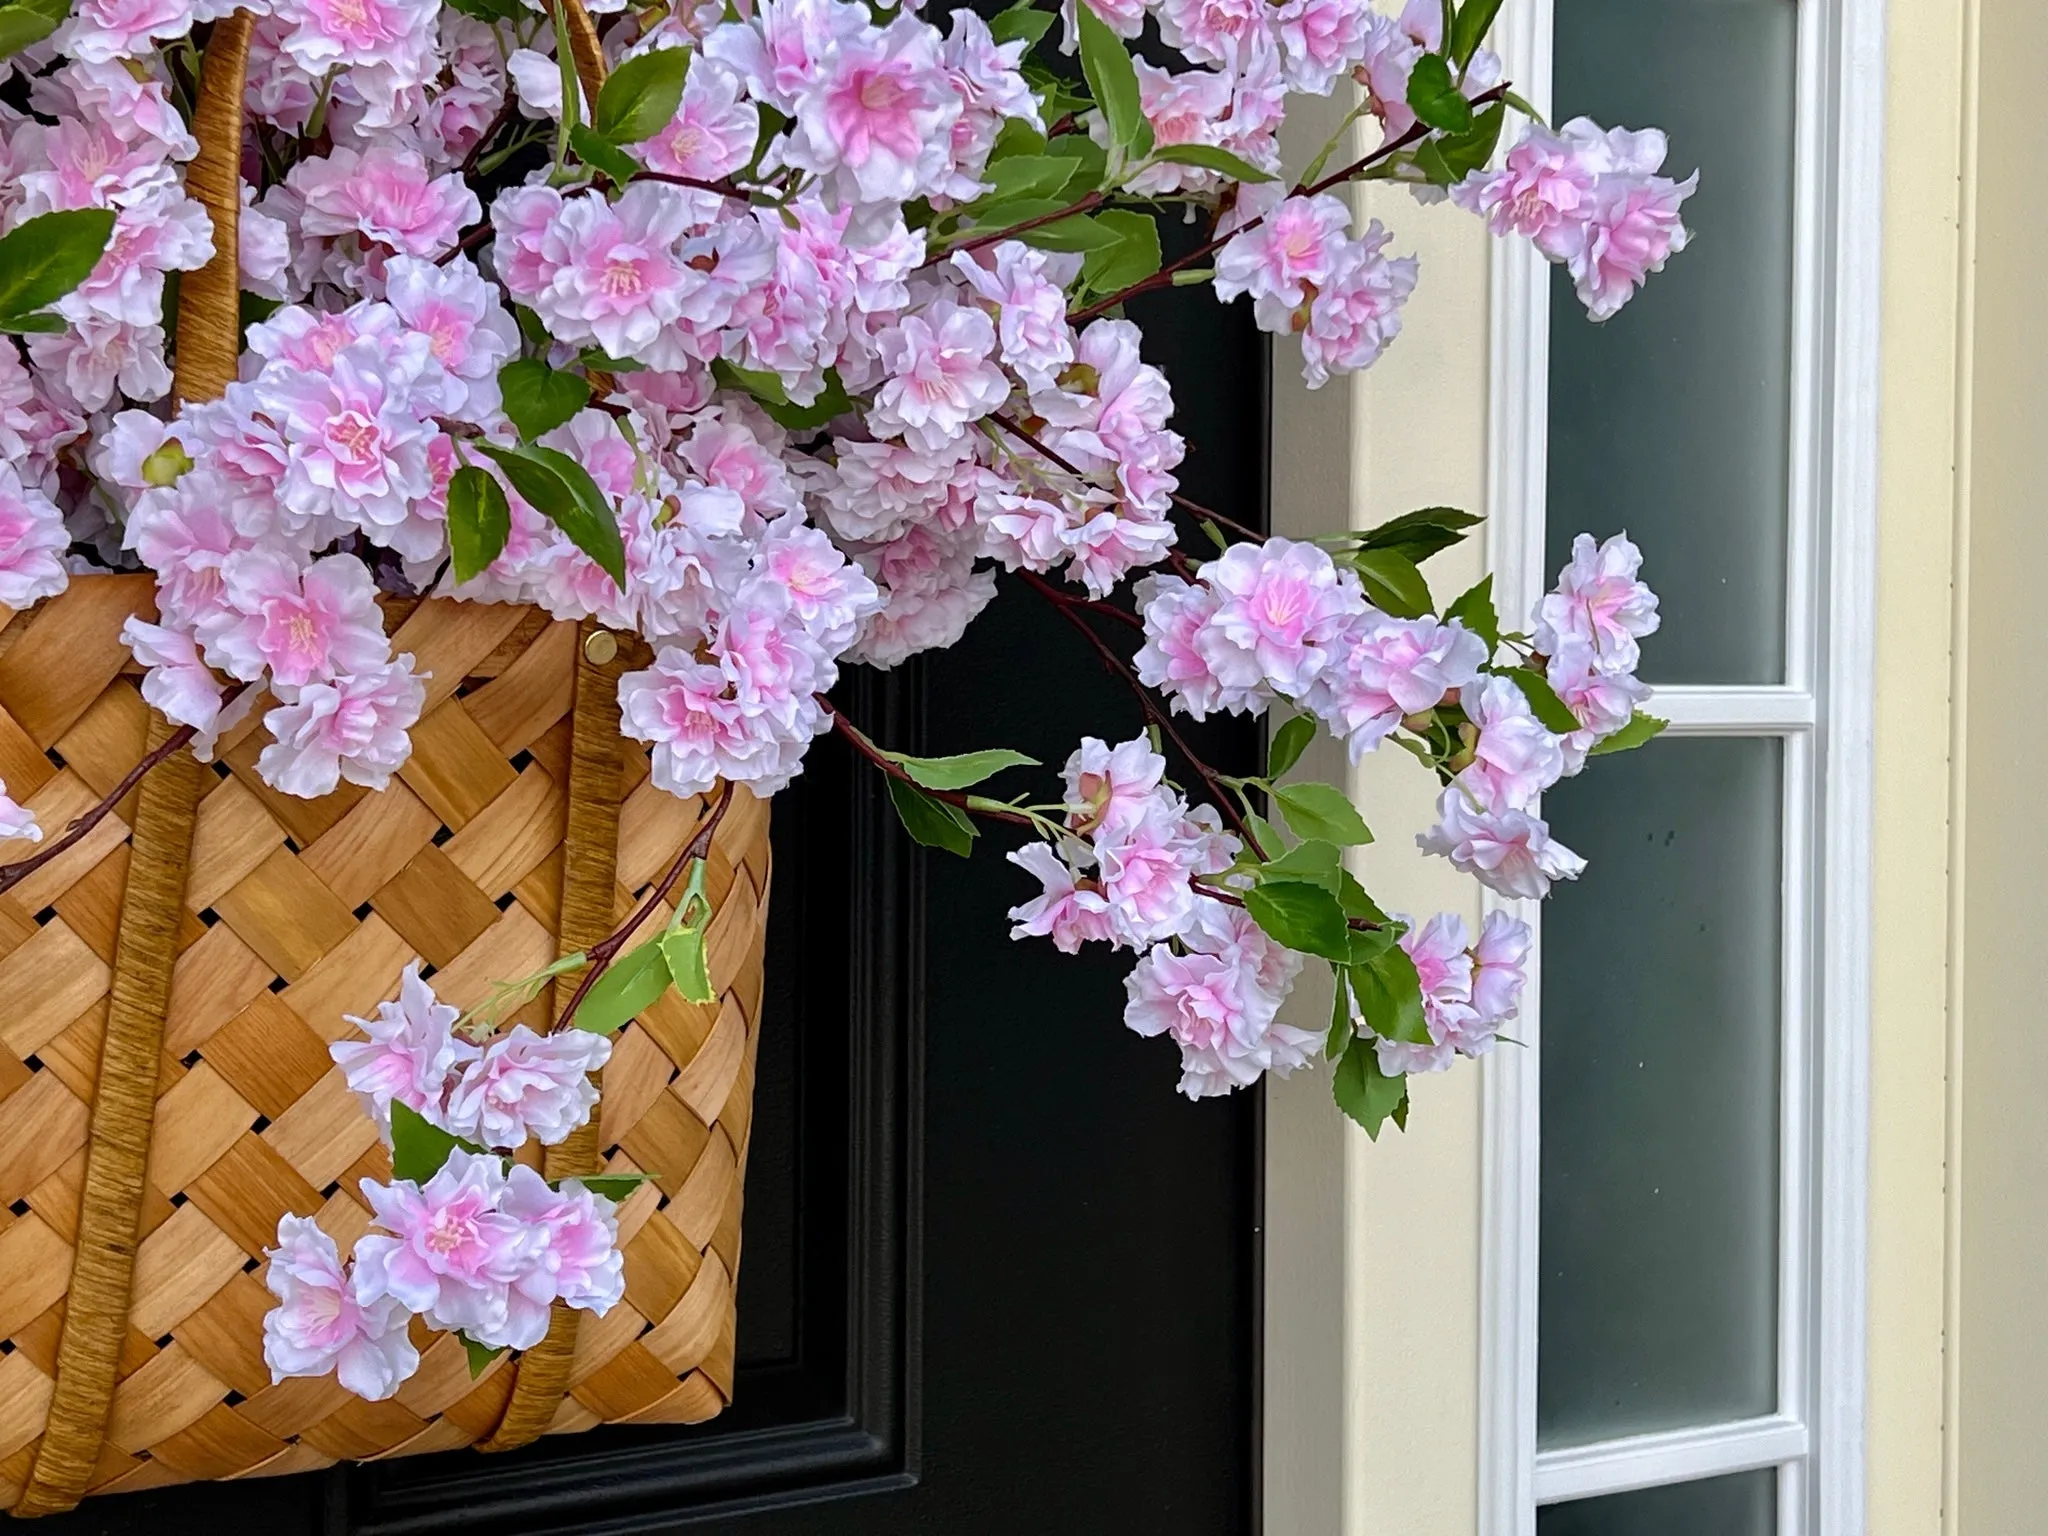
[{"x1": 11, "y1": 16, "x2": 249, "y2": 1515}]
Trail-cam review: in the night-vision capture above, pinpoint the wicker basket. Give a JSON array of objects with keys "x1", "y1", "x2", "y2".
[{"x1": 0, "y1": 577, "x2": 771, "y2": 1513}]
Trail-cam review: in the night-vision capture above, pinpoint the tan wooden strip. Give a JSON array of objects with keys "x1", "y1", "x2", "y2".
[
  {"x1": 0, "y1": 1072, "x2": 87, "y2": 1208},
  {"x1": 462, "y1": 618, "x2": 575, "y2": 754},
  {"x1": 51, "y1": 683, "x2": 148, "y2": 801},
  {"x1": 198, "y1": 997, "x2": 334, "y2": 1121},
  {"x1": 143, "y1": 1065, "x2": 257, "y2": 1197},
  {"x1": 12, "y1": 772, "x2": 131, "y2": 913},
  {"x1": 210, "y1": 848, "x2": 355, "y2": 983},
  {"x1": 296, "y1": 778, "x2": 440, "y2": 909},
  {"x1": 185, "y1": 1134, "x2": 323, "y2": 1260},
  {"x1": 279, "y1": 916, "x2": 415, "y2": 1042},
  {"x1": 0, "y1": 923, "x2": 110, "y2": 1060},
  {"x1": 385, "y1": 600, "x2": 530, "y2": 715},
  {"x1": 369, "y1": 845, "x2": 500, "y2": 968},
  {"x1": 0, "y1": 1217, "x2": 72, "y2": 1340},
  {"x1": 128, "y1": 1206, "x2": 244, "y2": 1340},
  {"x1": 161, "y1": 924, "x2": 274, "y2": 1058},
  {"x1": 102, "y1": 1345, "x2": 229, "y2": 1455},
  {"x1": 397, "y1": 699, "x2": 518, "y2": 831},
  {"x1": 185, "y1": 777, "x2": 287, "y2": 911},
  {"x1": 0, "y1": 577, "x2": 153, "y2": 747},
  {"x1": 441, "y1": 765, "x2": 563, "y2": 898}
]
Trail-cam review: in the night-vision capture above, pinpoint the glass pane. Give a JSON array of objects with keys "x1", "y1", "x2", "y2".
[
  {"x1": 1536, "y1": 1470, "x2": 1777, "y2": 1536},
  {"x1": 1547, "y1": 0, "x2": 1799, "y2": 684},
  {"x1": 1538, "y1": 739, "x2": 1782, "y2": 1446}
]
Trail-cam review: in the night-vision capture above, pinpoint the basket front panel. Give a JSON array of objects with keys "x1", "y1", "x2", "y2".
[{"x1": 0, "y1": 586, "x2": 769, "y2": 1507}]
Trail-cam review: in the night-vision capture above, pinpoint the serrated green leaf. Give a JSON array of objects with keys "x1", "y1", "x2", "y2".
[
  {"x1": 1075, "y1": 2, "x2": 1151, "y2": 164},
  {"x1": 1019, "y1": 211, "x2": 1126, "y2": 253},
  {"x1": 389, "y1": 1101, "x2": 485, "y2": 1184},
  {"x1": 887, "y1": 777, "x2": 977, "y2": 857},
  {"x1": 574, "y1": 938, "x2": 671, "y2": 1034},
  {"x1": 0, "y1": 0, "x2": 65, "y2": 59},
  {"x1": 971, "y1": 154, "x2": 1077, "y2": 206},
  {"x1": 1590, "y1": 710, "x2": 1669, "y2": 756},
  {"x1": 575, "y1": 1173, "x2": 659, "y2": 1201},
  {"x1": 988, "y1": 117, "x2": 1050, "y2": 162},
  {"x1": 1268, "y1": 713, "x2": 1316, "y2": 778},
  {"x1": 1273, "y1": 783, "x2": 1374, "y2": 847},
  {"x1": 1326, "y1": 963, "x2": 1356, "y2": 1059},
  {"x1": 1244, "y1": 879, "x2": 1352, "y2": 962},
  {"x1": 1332, "y1": 1036, "x2": 1408, "y2": 1140},
  {"x1": 0, "y1": 208, "x2": 114, "y2": 318},
  {"x1": 1261, "y1": 837, "x2": 1342, "y2": 893},
  {"x1": 989, "y1": 0, "x2": 1053, "y2": 46},
  {"x1": 594, "y1": 45, "x2": 689, "y2": 144},
  {"x1": 712, "y1": 359, "x2": 855, "y2": 430},
  {"x1": 498, "y1": 357, "x2": 591, "y2": 441},
  {"x1": 1500, "y1": 666, "x2": 1583, "y2": 735},
  {"x1": 1344, "y1": 923, "x2": 1399, "y2": 967},
  {"x1": 476, "y1": 443, "x2": 625, "y2": 587},
  {"x1": 1148, "y1": 142, "x2": 1276, "y2": 182},
  {"x1": 1434, "y1": 100, "x2": 1506, "y2": 181},
  {"x1": 1081, "y1": 207, "x2": 1161, "y2": 296},
  {"x1": 1449, "y1": 0, "x2": 1506, "y2": 64},
  {"x1": 460, "y1": 1333, "x2": 507, "y2": 1378},
  {"x1": 659, "y1": 927, "x2": 714, "y2": 1004},
  {"x1": 1337, "y1": 869, "x2": 1388, "y2": 924},
  {"x1": 570, "y1": 122, "x2": 642, "y2": 184},
  {"x1": 447, "y1": 466, "x2": 511, "y2": 584},
  {"x1": 884, "y1": 747, "x2": 1038, "y2": 791},
  {"x1": 1445, "y1": 574, "x2": 1500, "y2": 653},
  {"x1": 1042, "y1": 132, "x2": 1110, "y2": 190},
  {"x1": 1246, "y1": 812, "x2": 1285, "y2": 860},
  {"x1": 1405, "y1": 53, "x2": 1473, "y2": 134},
  {"x1": 1350, "y1": 547, "x2": 1434, "y2": 619},
  {"x1": 1351, "y1": 944, "x2": 1430, "y2": 1046},
  {"x1": 1357, "y1": 504, "x2": 1484, "y2": 562}
]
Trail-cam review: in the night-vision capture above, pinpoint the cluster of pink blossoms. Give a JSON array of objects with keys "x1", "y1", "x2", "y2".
[
  {"x1": 1380, "y1": 909, "x2": 1529, "y2": 1076},
  {"x1": 264, "y1": 966, "x2": 626, "y2": 1400}
]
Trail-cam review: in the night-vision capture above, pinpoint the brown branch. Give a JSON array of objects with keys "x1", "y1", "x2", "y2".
[
  {"x1": 0, "y1": 715, "x2": 215, "y2": 898},
  {"x1": 1193, "y1": 878, "x2": 1383, "y2": 932},
  {"x1": 926, "y1": 190, "x2": 1106, "y2": 268},
  {"x1": 824, "y1": 707, "x2": 1038, "y2": 828},
  {"x1": 1016, "y1": 570, "x2": 1266, "y2": 859},
  {"x1": 551, "y1": 779, "x2": 735, "y2": 1031}
]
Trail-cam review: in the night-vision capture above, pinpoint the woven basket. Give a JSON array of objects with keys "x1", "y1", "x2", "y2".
[{"x1": 0, "y1": 577, "x2": 771, "y2": 1513}]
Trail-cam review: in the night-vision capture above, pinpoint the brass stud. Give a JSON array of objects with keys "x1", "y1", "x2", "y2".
[{"x1": 582, "y1": 628, "x2": 619, "y2": 666}]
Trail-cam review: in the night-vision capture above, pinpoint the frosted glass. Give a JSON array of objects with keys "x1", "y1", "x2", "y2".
[
  {"x1": 1546, "y1": 0, "x2": 1798, "y2": 684},
  {"x1": 1536, "y1": 1470, "x2": 1776, "y2": 1536},
  {"x1": 1537, "y1": 739, "x2": 1782, "y2": 1447}
]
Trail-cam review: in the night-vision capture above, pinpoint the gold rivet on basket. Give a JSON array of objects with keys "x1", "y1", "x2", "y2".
[{"x1": 583, "y1": 629, "x2": 619, "y2": 666}]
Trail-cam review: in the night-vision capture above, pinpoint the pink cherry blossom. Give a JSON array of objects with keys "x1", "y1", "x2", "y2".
[
  {"x1": 1006, "y1": 842, "x2": 1118, "y2": 953},
  {"x1": 290, "y1": 146, "x2": 480, "y2": 258},
  {"x1": 0, "y1": 780, "x2": 40, "y2": 846},
  {"x1": 382, "y1": 255, "x2": 518, "y2": 422},
  {"x1": 1062, "y1": 736, "x2": 1168, "y2": 837},
  {"x1": 1459, "y1": 674, "x2": 1566, "y2": 812},
  {"x1": 1452, "y1": 123, "x2": 1600, "y2": 250},
  {"x1": 445, "y1": 1025, "x2": 610, "y2": 1151},
  {"x1": 846, "y1": 525, "x2": 999, "y2": 669},
  {"x1": 1273, "y1": 0, "x2": 1373, "y2": 95},
  {"x1": 1094, "y1": 792, "x2": 1230, "y2": 949},
  {"x1": 1195, "y1": 537, "x2": 1366, "y2": 706},
  {"x1": 1535, "y1": 531, "x2": 1661, "y2": 671},
  {"x1": 262, "y1": 1215, "x2": 419, "y2": 1401},
  {"x1": 353, "y1": 1150, "x2": 535, "y2": 1347},
  {"x1": 499, "y1": 1167, "x2": 626, "y2": 1345},
  {"x1": 1570, "y1": 171, "x2": 1697, "y2": 322},
  {"x1": 619, "y1": 644, "x2": 828, "y2": 796},
  {"x1": 951, "y1": 241, "x2": 1078, "y2": 393},
  {"x1": 330, "y1": 961, "x2": 477, "y2": 1132},
  {"x1": 534, "y1": 184, "x2": 700, "y2": 370},
  {"x1": 1469, "y1": 909, "x2": 1531, "y2": 1025},
  {"x1": 1134, "y1": 573, "x2": 1242, "y2": 720},
  {"x1": 1215, "y1": 191, "x2": 1355, "y2": 329},
  {"x1": 869, "y1": 301, "x2": 1010, "y2": 454},
  {"x1": 1306, "y1": 613, "x2": 1488, "y2": 760},
  {"x1": 0, "y1": 463, "x2": 72, "y2": 611},
  {"x1": 781, "y1": 14, "x2": 961, "y2": 213},
  {"x1": 1374, "y1": 912, "x2": 1474, "y2": 1076},
  {"x1": 122, "y1": 616, "x2": 237, "y2": 748},
  {"x1": 639, "y1": 60, "x2": 760, "y2": 183},
  {"x1": 1123, "y1": 901, "x2": 1312, "y2": 1098},
  {"x1": 207, "y1": 549, "x2": 391, "y2": 689},
  {"x1": 255, "y1": 657, "x2": 426, "y2": 798},
  {"x1": 1153, "y1": 0, "x2": 1263, "y2": 69},
  {"x1": 270, "y1": 0, "x2": 439, "y2": 84},
  {"x1": 1298, "y1": 223, "x2": 1419, "y2": 386},
  {"x1": 1417, "y1": 786, "x2": 1586, "y2": 900}
]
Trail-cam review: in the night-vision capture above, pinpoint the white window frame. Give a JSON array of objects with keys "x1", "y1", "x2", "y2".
[{"x1": 1475, "y1": 1, "x2": 1883, "y2": 1533}]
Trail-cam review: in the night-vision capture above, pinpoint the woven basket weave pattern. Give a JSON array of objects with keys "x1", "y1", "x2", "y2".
[{"x1": 0, "y1": 578, "x2": 769, "y2": 1508}]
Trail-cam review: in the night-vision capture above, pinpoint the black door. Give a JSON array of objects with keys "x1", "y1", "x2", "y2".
[{"x1": 30, "y1": 255, "x2": 1267, "y2": 1536}]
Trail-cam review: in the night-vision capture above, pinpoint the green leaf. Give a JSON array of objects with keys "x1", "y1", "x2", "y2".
[
  {"x1": 1246, "y1": 812, "x2": 1285, "y2": 860},
  {"x1": 1590, "y1": 710, "x2": 1669, "y2": 756},
  {"x1": 499, "y1": 357, "x2": 591, "y2": 441},
  {"x1": 1351, "y1": 944, "x2": 1430, "y2": 1045},
  {"x1": 712, "y1": 356, "x2": 858, "y2": 431},
  {"x1": 445, "y1": 0, "x2": 526, "y2": 19},
  {"x1": 887, "y1": 777, "x2": 977, "y2": 857},
  {"x1": 1081, "y1": 207, "x2": 1161, "y2": 296},
  {"x1": 570, "y1": 122, "x2": 642, "y2": 184},
  {"x1": 1273, "y1": 783, "x2": 1374, "y2": 847},
  {"x1": 574, "y1": 938, "x2": 671, "y2": 1034},
  {"x1": 1326, "y1": 964, "x2": 1356, "y2": 1059},
  {"x1": 1074, "y1": 2, "x2": 1151, "y2": 163},
  {"x1": 239, "y1": 291, "x2": 283, "y2": 330},
  {"x1": 1267, "y1": 713, "x2": 1316, "y2": 778},
  {"x1": 1358, "y1": 505, "x2": 1483, "y2": 562},
  {"x1": 1449, "y1": 0, "x2": 1506, "y2": 64},
  {"x1": 1344, "y1": 923, "x2": 1399, "y2": 967},
  {"x1": 971, "y1": 154, "x2": 1077, "y2": 206},
  {"x1": 389, "y1": 1101, "x2": 483, "y2": 1184},
  {"x1": 460, "y1": 1333, "x2": 507, "y2": 1378},
  {"x1": 447, "y1": 466, "x2": 511, "y2": 584},
  {"x1": 0, "y1": 208, "x2": 114, "y2": 319},
  {"x1": 1243, "y1": 879, "x2": 1352, "y2": 963},
  {"x1": 1332, "y1": 1036, "x2": 1408, "y2": 1140},
  {"x1": 476, "y1": 443, "x2": 626, "y2": 587},
  {"x1": 0, "y1": 0, "x2": 66, "y2": 59},
  {"x1": 1433, "y1": 100, "x2": 1506, "y2": 180},
  {"x1": 1405, "y1": 53, "x2": 1473, "y2": 134},
  {"x1": 1503, "y1": 88, "x2": 1547, "y2": 127},
  {"x1": 1349, "y1": 547, "x2": 1433, "y2": 619},
  {"x1": 989, "y1": 0, "x2": 1054, "y2": 46},
  {"x1": 1019, "y1": 211, "x2": 1126, "y2": 254},
  {"x1": 593, "y1": 44, "x2": 689, "y2": 144},
  {"x1": 1500, "y1": 666, "x2": 1582, "y2": 735},
  {"x1": 1337, "y1": 869, "x2": 1388, "y2": 924},
  {"x1": 576, "y1": 1172, "x2": 659, "y2": 1201},
  {"x1": 987, "y1": 117, "x2": 1050, "y2": 161},
  {"x1": 884, "y1": 747, "x2": 1038, "y2": 791},
  {"x1": 1445, "y1": 574, "x2": 1500, "y2": 653},
  {"x1": 1148, "y1": 142, "x2": 1277, "y2": 182},
  {"x1": 1261, "y1": 837, "x2": 1342, "y2": 893},
  {"x1": 659, "y1": 927, "x2": 714, "y2": 1004},
  {"x1": 0, "y1": 312, "x2": 65, "y2": 334},
  {"x1": 1042, "y1": 132, "x2": 1110, "y2": 191}
]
